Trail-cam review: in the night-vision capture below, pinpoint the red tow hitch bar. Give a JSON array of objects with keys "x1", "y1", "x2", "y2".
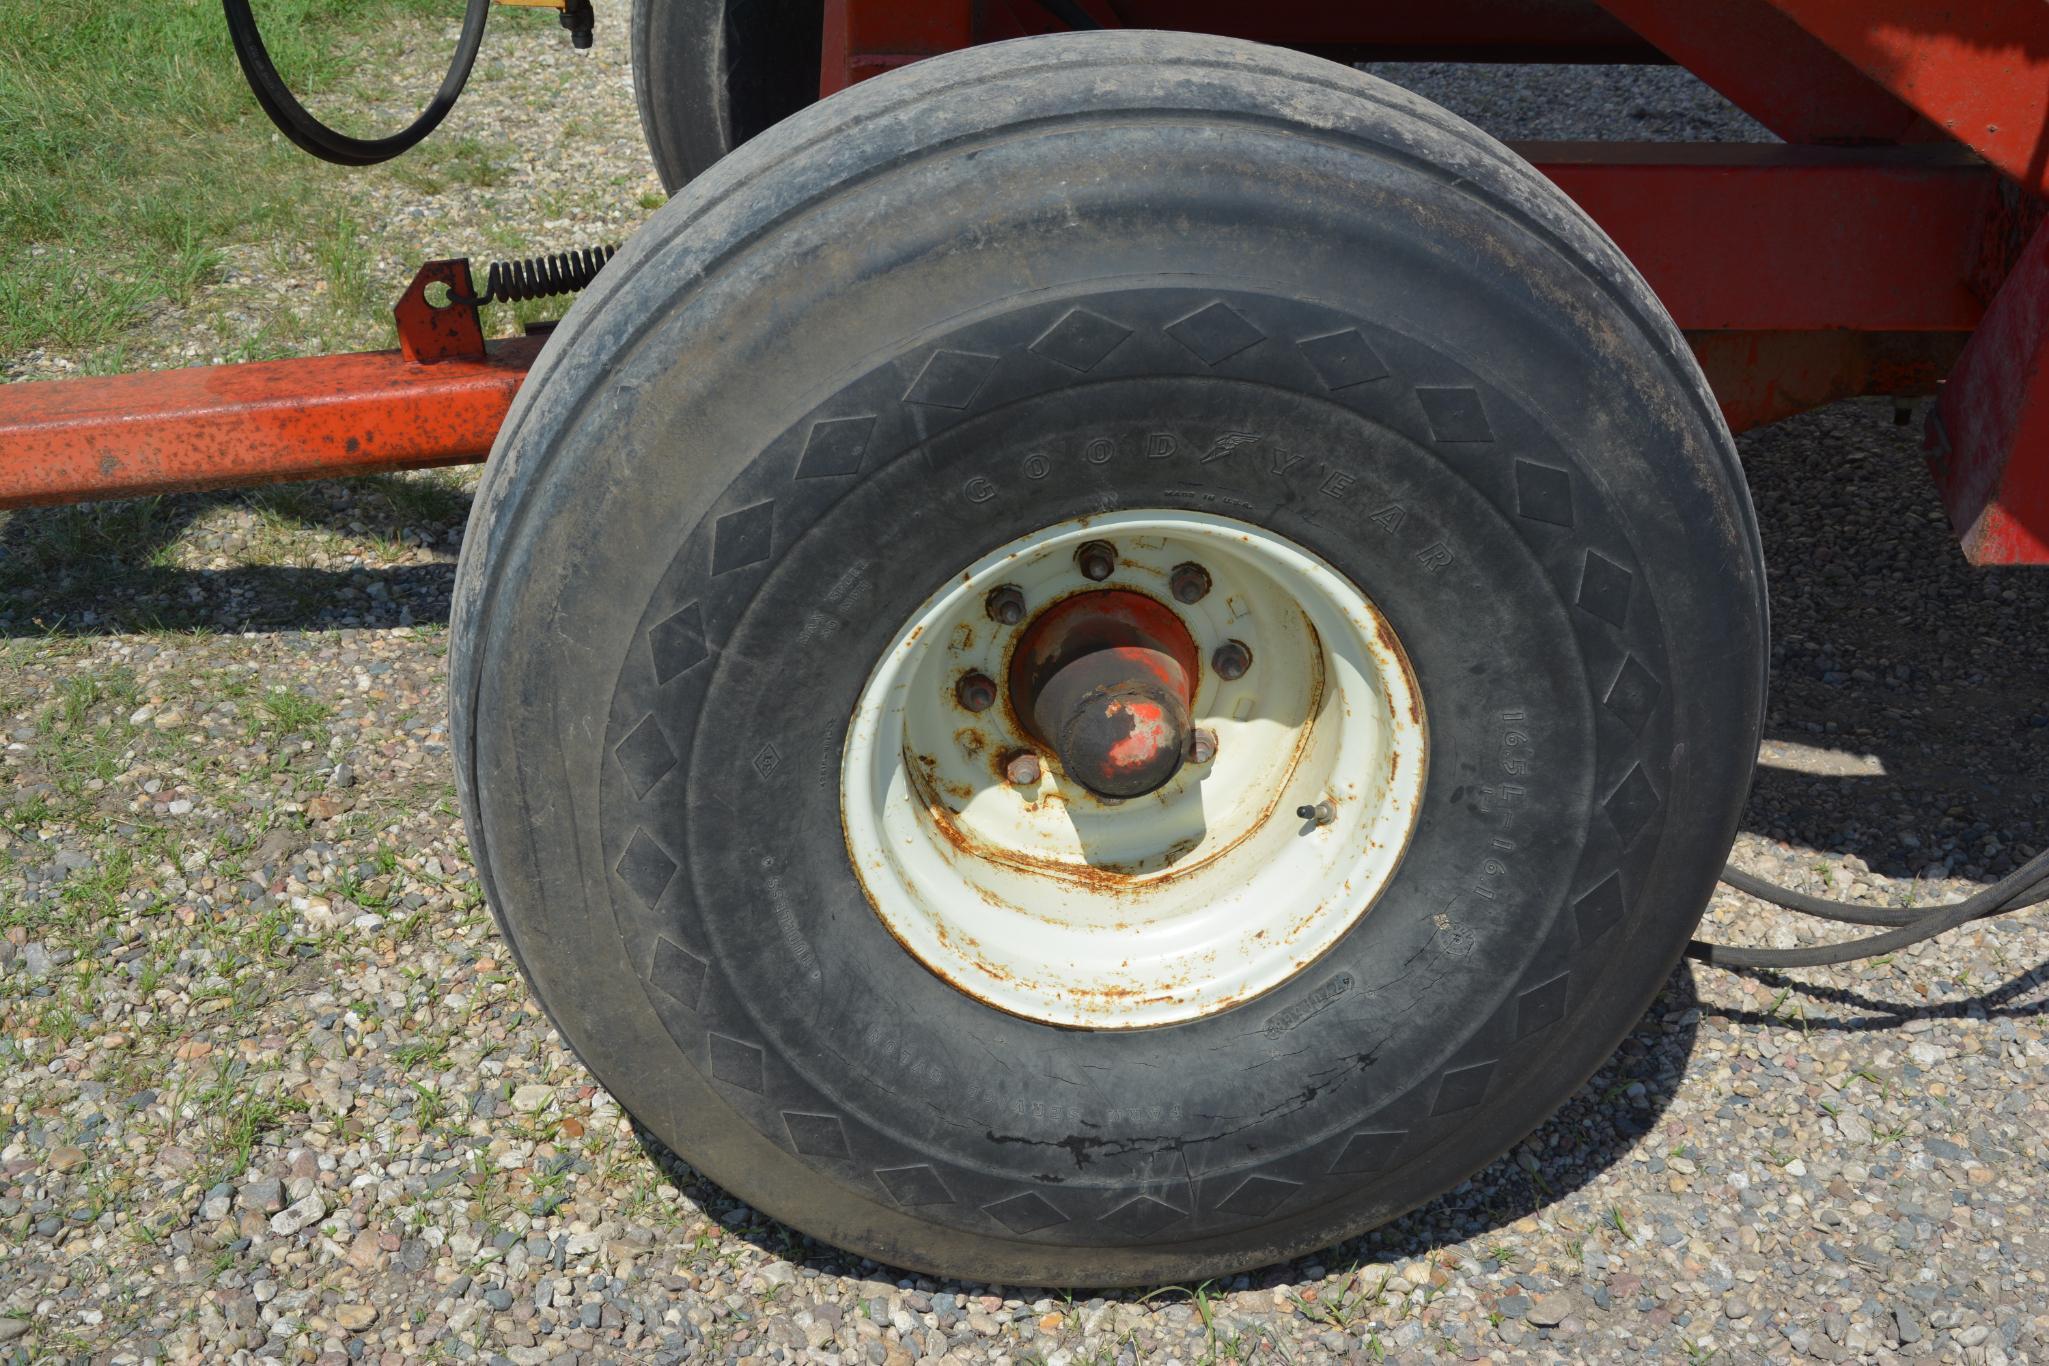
[{"x1": 0, "y1": 260, "x2": 538, "y2": 510}]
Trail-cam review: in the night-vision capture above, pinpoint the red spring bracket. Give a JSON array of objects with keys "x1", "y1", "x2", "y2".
[{"x1": 395, "y1": 259, "x2": 487, "y2": 363}]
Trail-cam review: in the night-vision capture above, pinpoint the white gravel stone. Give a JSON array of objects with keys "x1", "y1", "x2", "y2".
[{"x1": 269, "y1": 1193, "x2": 326, "y2": 1237}]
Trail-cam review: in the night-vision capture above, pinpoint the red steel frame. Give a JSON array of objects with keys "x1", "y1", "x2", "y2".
[
  {"x1": 0, "y1": 263, "x2": 541, "y2": 507},
  {"x1": 3, "y1": 1, "x2": 2046, "y2": 562}
]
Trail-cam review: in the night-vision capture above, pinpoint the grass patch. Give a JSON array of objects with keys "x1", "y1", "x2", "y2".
[
  {"x1": 347, "y1": 469, "x2": 473, "y2": 540},
  {"x1": 434, "y1": 135, "x2": 520, "y2": 191},
  {"x1": 0, "y1": 0, "x2": 451, "y2": 356},
  {"x1": 397, "y1": 133, "x2": 516, "y2": 194},
  {"x1": 259, "y1": 686, "x2": 331, "y2": 735}
]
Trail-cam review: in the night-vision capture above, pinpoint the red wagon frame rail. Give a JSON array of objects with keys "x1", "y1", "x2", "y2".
[{"x1": 2, "y1": 0, "x2": 2046, "y2": 562}]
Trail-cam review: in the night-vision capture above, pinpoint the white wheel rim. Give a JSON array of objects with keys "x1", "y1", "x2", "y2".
[{"x1": 842, "y1": 510, "x2": 1427, "y2": 1029}]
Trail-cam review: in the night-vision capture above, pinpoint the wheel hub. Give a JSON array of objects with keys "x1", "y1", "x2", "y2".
[
  {"x1": 841, "y1": 509, "x2": 1428, "y2": 1029},
  {"x1": 1010, "y1": 589, "x2": 1198, "y2": 800}
]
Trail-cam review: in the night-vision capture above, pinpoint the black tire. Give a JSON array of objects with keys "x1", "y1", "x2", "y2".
[
  {"x1": 630, "y1": 0, "x2": 822, "y2": 192},
  {"x1": 451, "y1": 32, "x2": 1766, "y2": 1285}
]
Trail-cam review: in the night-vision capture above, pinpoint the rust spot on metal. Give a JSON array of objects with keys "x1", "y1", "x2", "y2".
[
  {"x1": 954, "y1": 727, "x2": 986, "y2": 755},
  {"x1": 905, "y1": 753, "x2": 1149, "y2": 891},
  {"x1": 1373, "y1": 614, "x2": 1426, "y2": 730}
]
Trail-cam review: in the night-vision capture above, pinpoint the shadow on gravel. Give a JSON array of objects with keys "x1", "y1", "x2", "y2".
[
  {"x1": 1734, "y1": 400, "x2": 2047, "y2": 885},
  {"x1": 624, "y1": 967, "x2": 1699, "y2": 1300},
  {"x1": 1713, "y1": 960, "x2": 2049, "y2": 1032},
  {"x1": 0, "y1": 474, "x2": 470, "y2": 638}
]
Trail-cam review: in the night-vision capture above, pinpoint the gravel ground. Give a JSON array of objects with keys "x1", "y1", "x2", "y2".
[{"x1": 3, "y1": 31, "x2": 2047, "y2": 1366}]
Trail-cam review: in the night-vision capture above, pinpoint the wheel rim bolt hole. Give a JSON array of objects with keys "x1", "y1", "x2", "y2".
[
  {"x1": 1075, "y1": 540, "x2": 1117, "y2": 582},
  {"x1": 985, "y1": 584, "x2": 1026, "y2": 625},
  {"x1": 1189, "y1": 727, "x2": 1218, "y2": 765},
  {"x1": 1004, "y1": 752, "x2": 1042, "y2": 786},
  {"x1": 1169, "y1": 562, "x2": 1212, "y2": 604},
  {"x1": 955, "y1": 672, "x2": 997, "y2": 713},
  {"x1": 1211, "y1": 639, "x2": 1253, "y2": 680}
]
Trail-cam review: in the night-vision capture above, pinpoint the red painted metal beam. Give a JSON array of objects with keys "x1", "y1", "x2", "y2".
[
  {"x1": 987, "y1": 0, "x2": 1124, "y2": 38},
  {"x1": 820, "y1": 0, "x2": 972, "y2": 97},
  {"x1": 0, "y1": 261, "x2": 537, "y2": 510},
  {"x1": 1576, "y1": 0, "x2": 1932, "y2": 143},
  {"x1": 0, "y1": 339, "x2": 540, "y2": 509},
  {"x1": 825, "y1": 0, "x2": 2049, "y2": 180},
  {"x1": 824, "y1": 0, "x2": 1664, "y2": 78},
  {"x1": 1528, "y1": 142, "x2": 1998, "y2": 332},
  {"x1": 1927, "y1": 218, "x2": 2049, "y2": 564},
  {"x1": 1692, "y1": 330, "x2": 1965, "y2": 433},
  {"x1": 1763, "y1": 0, "x2": 2049, "y2": 202},
  {"x1": 1043, "y1": 0, "x2": 1663, "y2": 62}
]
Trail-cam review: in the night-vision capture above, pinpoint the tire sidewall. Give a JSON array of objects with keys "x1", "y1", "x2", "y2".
[
  {"x1": 458, "y1": 46, "x2": 1763, "y2": 1282},
  {"x1": 632, "y1": 0, "x2": 823, "y2": 190}
]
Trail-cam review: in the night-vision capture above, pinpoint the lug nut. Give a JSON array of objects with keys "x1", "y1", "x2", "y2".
[
  {"x1": 1075, "y1": 540, "x2": 1117, "y2": 582},
  {"x1": 1189, "y1": 728, "x2": 1218, "y2": 765},
  {"x1": 985, "y1": 585, "x2": 1026, "y2": 625},
  {"x1": 1170, "y1": 562, "x2": 1212, "y2": 605},
  {"x1": 1211, "y1": 639, "x2": 1253, "y2": 680},
  {"x1": 955, "y1": 672, "x2": 997, "y2": 712},
  {"x1": 1005, "y1": 752, "x2": 1043, "y2": 785},
  {"x1": 1296, "y1": 800, "x2": 1336, "y2": 826}
]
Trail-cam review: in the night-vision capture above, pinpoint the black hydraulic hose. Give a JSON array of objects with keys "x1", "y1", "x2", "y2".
[
  {"x1": 1717, "y1": 864, "x2": 1934, "y2": 928},
  {"x1": 223, "y1": 0, "x2": 493, "y2": 166},
  {"x1": 1691, "y1": 845, "x2": 2049, "y2": 970}
]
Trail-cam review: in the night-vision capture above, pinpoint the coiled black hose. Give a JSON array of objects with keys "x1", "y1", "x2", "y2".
[
  {"x1": 223, "y1": 0, "x2": 493, "y2": 166},
  {"x1": 1693, "y1": 845, "x2": 2049, "y2": 970}
]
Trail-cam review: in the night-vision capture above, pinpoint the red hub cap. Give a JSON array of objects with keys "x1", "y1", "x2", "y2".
[{"x1": 1008, "y1": 589, "x2": 1200, "y2": 799}]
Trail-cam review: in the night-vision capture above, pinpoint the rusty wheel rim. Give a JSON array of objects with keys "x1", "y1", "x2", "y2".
[{"x1": 841, "y1": 510, "x2": 1427, "y2": 1028}]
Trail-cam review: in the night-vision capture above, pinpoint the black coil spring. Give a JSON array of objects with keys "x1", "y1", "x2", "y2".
[{"x1": 472, "y1": 245, "x2": 616, "y2": 305}]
